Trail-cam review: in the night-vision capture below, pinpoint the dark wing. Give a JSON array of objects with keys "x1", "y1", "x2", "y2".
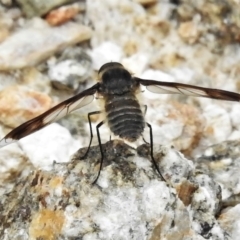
[
  {"x1": 135, "y1": 77, "x2": 240, "y2": 101},
  {"x1": 0, "y1": 83, "x2": 100, "y2": 148}
]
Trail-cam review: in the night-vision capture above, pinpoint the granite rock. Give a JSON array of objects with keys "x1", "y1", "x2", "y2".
[{"x1": 0, "y1": 140, "x2": 227, "y2": 239}]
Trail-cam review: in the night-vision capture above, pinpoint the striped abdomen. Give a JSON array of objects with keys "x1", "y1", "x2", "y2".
[{"x1": 105, "y1": 92, "x2": 145, "y2": 142}]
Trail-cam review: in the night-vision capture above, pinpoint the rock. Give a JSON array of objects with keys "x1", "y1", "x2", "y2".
[
  {"x1": 48, "y1": 47, "x2": 92, "y2": 92},
  {"x1": 45, "y1": 3, "x2": 82, "y2": 26},
  {"x1": 0, "y1": 0, "x2": 13, "y2": 6},
  {"x1": 0, "y1": 26, "x2": 10, "y2": 43},
  {"x1": 178, "y1": 21, "x2": 201, "y2": 44},
  {"x1": 0, "y1": 143, "x2": 33, "y2": 196},
  {"x1": 202, "y1": 105, "x2": 232, "y2": 146},
  {"x1": 15, "y1": 0, "x2": 79, "y2": 17},
  {"x1": 0, "y1": 85, "x2": 52, "y2": 128},
  {"x1": 196, "y1": 140, "x2": 240, "y2": 239},
  {"x1": 0, "y1": 19, "x2": 92, "y2": 70},
  {"x1": 0, "y1": 7, "x2": 21, "y2": 43},
  {"x1": 140, "y1": 86, "x2": 205, "y2": 157},
  {"x1": 29, "y1": 209, "x2": 65, "y2": 239},
  {"x1": 0, "y1": 140, "x2": 227, "y2": 239},
  {"x1": 197, "y1": 140, "x2": 240, "y2": 200},
  {"x1": 176, "y1": 0, "x2": 240, "y2": 51},
  {"x1": 89, "y1": 41, "x2": 123, "y2": 70},
  {"x1": 133, "y1": 0, "x2": 157, "y2": 6},
  {"x1": 218, "y1": 204, "x2": 240, "y2": 239},
  {"x1": 19, "y1": 123, "x2": 80, "y2": 170},
  {"x1": 162, "y1": 101, "x2": 205, "y2": 156},
  {"x1": 19, "y1": 67, "x2": 52, "y2": 93},
  {"x1": 0, "y1": 0, "x2": 240, "y2": 238}
]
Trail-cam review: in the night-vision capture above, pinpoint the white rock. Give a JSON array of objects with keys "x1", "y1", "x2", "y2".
[
  {"x1": 230, "y1": 103, "x2": 240, "y2": 130},
  {"x1": 19, "y1": 123, "x2": 80, "y2": 170},
  {"x1": 122, "y1": 53, "x2": 149, "y2": 75},
  {"x1": 48, "y1": 59, "x2": 88, "y2": 82},
  {"x1": 202, "y1": 104, "x2": 232, "y2": 144},
  {"x1": 0, "y1": 19, "x2": 91, "y2": 70},
  {"x1": 89, "y1": 41, "x2": 123, "y2": 70},
  {"x1": 218, "y1": 204, "x2": 240, "y2": 240}
]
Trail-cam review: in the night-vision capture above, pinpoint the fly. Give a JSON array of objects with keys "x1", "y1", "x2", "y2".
[{"x1": 1, "y1": 62, "x2": 240, "y2": 183}]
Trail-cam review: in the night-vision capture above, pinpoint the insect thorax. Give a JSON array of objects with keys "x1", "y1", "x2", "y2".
[{"x1": 99, "y1": 64, "x2": 136, "y2": 95}]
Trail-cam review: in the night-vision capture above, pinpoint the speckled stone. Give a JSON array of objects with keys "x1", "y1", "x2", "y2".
[
  {"x1": 0, "y1": 0, "x2": 240, "y2": 239},
  {"x1": 0, "y1": 140, "x2": 227, "y2": 239}
]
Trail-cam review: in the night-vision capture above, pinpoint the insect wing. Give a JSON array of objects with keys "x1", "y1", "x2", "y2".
[
  {"x1": 135, "y1": 78, "x2": 240, "y2": 102},
  {"x1": 43, "y1": 94, "x2": 94, "y2": 124},
  {"x1": 0, "y1": 84, "x2": 99, "y2": 147}
]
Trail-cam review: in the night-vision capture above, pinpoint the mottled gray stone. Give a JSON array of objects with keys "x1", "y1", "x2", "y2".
[{"x1": 0, "y1": 140, "x2": 226, "y2": 240}]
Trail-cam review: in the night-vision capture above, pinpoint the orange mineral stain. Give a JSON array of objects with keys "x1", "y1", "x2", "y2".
[{"x1": 29, "y1": 209, "x2": 65, "y2": 240}]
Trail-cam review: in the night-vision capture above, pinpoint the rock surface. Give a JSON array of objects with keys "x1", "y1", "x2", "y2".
[
  {"x1": 0, "y1": 0, "x2": 240, "y2": 239},
  {"x1": 0, "y1": 85, "x2": 52, "y2": 128},
  {"x1": 0, "y1": 19, "x2": 91, "y2": 70},
  {"x1": 0, "y1": 140, "x2": 227, "y2": 240},
  {"x1": 15, "y1": 0, "x2": 79, "y2": 17}
]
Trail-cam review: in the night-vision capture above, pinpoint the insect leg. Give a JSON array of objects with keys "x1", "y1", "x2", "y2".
[
  {"x1": 143, "y1": 105, "x2": 147, "y2": 116},
  {"x1": 146, "y1": 122, "x2": 166, "y2": 182},
  {"x1": 142, "y1": 105, "x2": 149, "y2": 144},
  {"x1": 92, "y1": 120, "x2": 104, "y2": 184},
  {"x1": 81, "y1": 111, "x2": 101, "y2": 159}
]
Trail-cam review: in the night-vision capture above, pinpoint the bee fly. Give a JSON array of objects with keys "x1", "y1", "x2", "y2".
[{"x1": 1, "y1": 62, "x2": 240, "y2": 183}]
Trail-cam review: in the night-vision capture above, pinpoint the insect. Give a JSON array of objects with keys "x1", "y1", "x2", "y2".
[{"x1": 1, "y1": 62, "x2": 240, "y2": 183}]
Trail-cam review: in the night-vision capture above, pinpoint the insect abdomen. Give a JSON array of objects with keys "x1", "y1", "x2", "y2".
[{"x1": 105, "y1": 93, "x2": 145, "y2": 142}]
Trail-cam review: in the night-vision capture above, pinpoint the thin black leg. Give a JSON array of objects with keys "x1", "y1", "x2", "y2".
[
  {"x1": 142, "y1": 137, "x2": 149, "y2": 144},
  {"x1": 92, "y1": 121, "x2": 104, "y2": 184},
  {"x1": 81, "y1": 111, "x2": 101, "y2": 159},
  {"x1": 146, "y1": 122, "x2": 166, "y2": 182},
  {"x1": 142, "y1": 105, "x2": 149, "y2": 144}
]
